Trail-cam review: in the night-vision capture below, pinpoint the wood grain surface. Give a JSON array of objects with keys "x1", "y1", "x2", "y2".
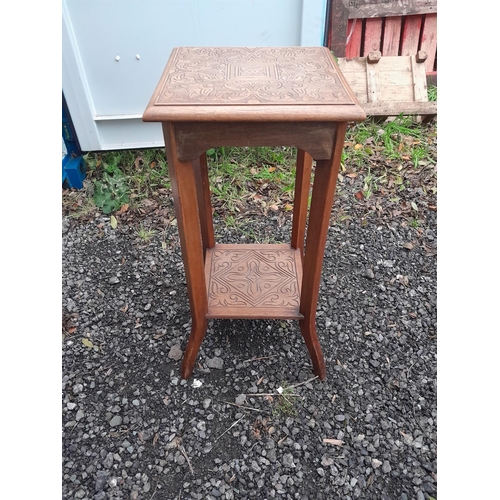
[
  {"x1": 205, "y1": 244, "x2": 303, "y2": 320},
  {"x1": 143, "y1": 47, "x2": 365, "y2": 123}
]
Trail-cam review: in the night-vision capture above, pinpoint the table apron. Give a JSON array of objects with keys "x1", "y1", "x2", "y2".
[{"x1": 172, "y1": 121, "x2": 340, "y2": 162}]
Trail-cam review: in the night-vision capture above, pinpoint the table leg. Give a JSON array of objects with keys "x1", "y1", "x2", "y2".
[
  {"x1": 162, "y1": 123, "x2": 208, "y2": 379},
  {"x1": 291, "y1": 149, "x2": 313, "y2": 256},
  {"x1": 299, "y1": 123, "x2": 347, "y2": 380},
  {"x1": 193, "y1": 152, "x2": 215, "y2": 259}
]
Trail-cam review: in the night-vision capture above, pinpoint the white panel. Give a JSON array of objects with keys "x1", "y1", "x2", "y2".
[
  {"x1": 63, "y1": 0, "x2": 327, "y2": 151},
  {"x1": 62, "y1": 1, "x2": 102, "y2": 151},
  {"x1": 98, "y1": 120, "x2": 164, "y2": 150},
  {"x1": 301, "y1": 0, "x2": 329, "y2": 46}
]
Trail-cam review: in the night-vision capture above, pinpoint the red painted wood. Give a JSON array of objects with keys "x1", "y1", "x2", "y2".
[
  {"x1": 346, "y1": 18, "x2": 363, "y2": 58},
  {"x1": 363, "y1": 18, "x2": 383, "y2": 55},
  {"x1": 401, "y1": 15, "x2": 423, "y2": 56},
  {"x1": 420, "y1": 13, "x2": 437, "y2": 73},
  {"x1": 382, "y1": 16, "x2": 402, "y2": 56}
]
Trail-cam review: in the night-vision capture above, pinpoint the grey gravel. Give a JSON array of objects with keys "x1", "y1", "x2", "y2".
[
  {"x1": 364, "y1": 268, "x2": 375, "y2": 279},
  {"x1": 168, "y1": 343, "x2": 183, "y2": 361},
  {"x1": 206, "y1": 357, "x2": 224, "y2": 369},
  {"x1": 235, "y1": 394, "x2": 246, "y2": 405},
  {"x1": 109, "y1": 415, "x2": 122, "y2": 427},
  {"x1": 62, "y1": 166, "x2": 437, "y2": 500}
]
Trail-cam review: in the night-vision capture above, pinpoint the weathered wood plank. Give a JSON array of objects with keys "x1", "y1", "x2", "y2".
[
  {"x1": 401, "y1": 15, "x2": 423, "y2": 56},
  {"x1": 327, "y1": 0, "x2": 349, "y2": 57},
  {"x1": 410, "y1": 55, "x2": 428, "y2": 101},
  {"x1": 337, "y1": 54, "x2": 434, "y2": 120},
  {"x1": 420, "y1": 13, "x2": 437, "y2": 73},
  {"x1": 336, "y1": 58, "x2": 367, "y2": 100},
  {"x1": 366, "y1": 60, "x2": 380, "y2": 103},
  {"x1": 338, "y1": 56, "x2": 417, "y2": 103},
  {"x1": 363, "y1": 101, "x2": 437, "y2": 116},
  {"x1": 364, "y1": 18, "x2": 383, "y2": 55},
  {"x1": 346, "y1": 18, "x2": 363, "y2": 58},
  {"x1": 348, "y1": 0, "x2": 436, "y2": 19},
  {"x1": 382, "y1": 16, "x2": 402, "y2": 55}
]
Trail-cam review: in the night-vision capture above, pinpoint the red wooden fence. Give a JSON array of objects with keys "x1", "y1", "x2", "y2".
[
  {"x1": 325, "y1": 1, "x2": 437, "y2": 79},
  {"x1": 345, "y1": 14, "x2": 437, "y2": 75}
]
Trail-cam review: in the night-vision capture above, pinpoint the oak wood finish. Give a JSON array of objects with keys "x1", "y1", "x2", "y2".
[
  {"x1": 174, "y1": 121, "x2": 338, "y2": 162},
  {"x1": 142, "y1": 47, "x2": 365, "y2": 123},
  {"x1": 162, "y1": 123, "x2": 208, "y2": 379},
  {"x1": 291, "y1": 149, "x2": 313, "y2": 256},
  {"x1": 299, "y1": 123, "x2": 347, "y2": 380},
  {"x1": 193, "y1": 152, "x2": 215, "y2": 258},
  {"x1": 205, "y1": 244, "x2": 303, "y2": 320},
  {"x1": 143, "y1": 47, "x2": 366, "y2": 380}
]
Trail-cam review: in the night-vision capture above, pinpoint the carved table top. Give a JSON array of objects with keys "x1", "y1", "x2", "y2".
[{"x1": 143, "y1": 47, "x2": 365, "y2": 122}]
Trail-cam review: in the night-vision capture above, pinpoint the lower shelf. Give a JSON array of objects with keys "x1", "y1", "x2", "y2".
[{"x1": 205, "y1": 243, "x2": 304, "y2": 320}]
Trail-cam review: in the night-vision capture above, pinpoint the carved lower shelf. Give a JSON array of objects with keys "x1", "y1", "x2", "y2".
[{"x1": 205, "y1": 244, "x2": 304, "y2": 320}]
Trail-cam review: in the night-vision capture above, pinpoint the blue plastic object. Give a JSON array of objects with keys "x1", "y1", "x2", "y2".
[{"x1": 62, "y1": 94, "x2": 86, "y2": 189}]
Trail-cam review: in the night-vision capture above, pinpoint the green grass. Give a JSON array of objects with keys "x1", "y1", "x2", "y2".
[
  {"x1": 206, "y1": 146, "x2": 297, "y2": 212},
  {"x1": 343, "y1": 115, "x2": 436, "y2": 169},
  {"x1": 409, "y1": 218, "x2": 420, "y2": 228},
  {"x1": 135, "y1": 224, "x2": 156, "y2": 242},
  {"x1": 68, "y1": 196, "x2": 97, "y2": 219},
  {"x1": 65, "y1": 116, "x2": 436, "y2": 222},
  {"x1": 272, "y1": 382, "x2": 298, "y2": 417},
  {"x1": 84, "y1": 148, "x2": 169, "y2": 211},
  {"x1": 427, "y1": 85, "x2": 437, "y2": 102}
]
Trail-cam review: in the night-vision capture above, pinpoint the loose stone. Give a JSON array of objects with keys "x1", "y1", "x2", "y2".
[{"x1": 109, "y1": 416, "x2": 122, "y2": 427}]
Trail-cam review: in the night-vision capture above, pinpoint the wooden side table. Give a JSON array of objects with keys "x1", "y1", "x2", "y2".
[{"x1": 143, "y1": 47, "x2": 365, "y2": 380}]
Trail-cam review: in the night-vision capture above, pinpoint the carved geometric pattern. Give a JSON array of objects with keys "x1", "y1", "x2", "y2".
[
  {"x1": 205, "y1": 244, "x2": 303, "y2": 319},
  {"x1": 155, "y1": 47, "x2": 354, "y2": 106}
]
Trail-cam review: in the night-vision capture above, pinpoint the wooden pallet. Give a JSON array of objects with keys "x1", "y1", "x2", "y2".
[
  {"x1": 345, "y1": 14, "x2": 437, "y2": 76},
  {"x1": 326, "y1": 1, "x2": 437, "y2": 80},
  {"x1": 337, "y1": 52, "x2": 437, "y2": 120}
]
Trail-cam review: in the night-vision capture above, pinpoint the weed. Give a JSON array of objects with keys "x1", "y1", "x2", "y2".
[
  {"x1": 85, "y1": 149, "x2": 169, "y2": 211},
  {"x1": 343, "y1": 116, "x2": 435, "y2": 171},
  {"x1": 224, "y1": 214, "x2": 236, "y2": 227},
  {"x1": 362, "y1": 168, "x2": 376, "y2": 199},
  {"x1": 409, "y1": 218, "x2": 420, "y2": 228},
  {"x1": 207, "y1": 146, "x2": 297, "y2": 212},
  {"x1": 75, "y1": 118, "x2": 436, "y2": 224},
  {"x1": 93, "y1": 169, "x2": 130, "y2": 214},
  {"x1": 68, "y1": 196, "x2": 97, "y2": 219},
  {"x1": 135, "y1": 224, "x2": 156, "y2": 242},
  {"x1": 272, "y1": 382, "x2": 298, "y2": 417},
  {"x1": 427, "y1": 85, "x2": 437, "y2": 102},
  {"x1": 411, "y1": 145, "x2": 430, "y2": 167}
]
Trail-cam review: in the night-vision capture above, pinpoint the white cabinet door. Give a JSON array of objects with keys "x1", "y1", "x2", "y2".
[{"x1": 63, "y1": 0, "x2": 327, "y2": 151}]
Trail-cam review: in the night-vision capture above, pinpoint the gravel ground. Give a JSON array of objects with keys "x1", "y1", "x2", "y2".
[{"x1": 62, "y1": 162, "x2": 437, "y2": 500}]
